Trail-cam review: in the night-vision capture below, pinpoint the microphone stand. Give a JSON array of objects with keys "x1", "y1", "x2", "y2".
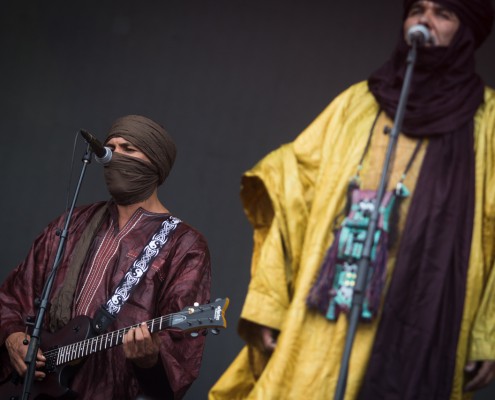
[
  {"x1": 21, "y1": 143, "x2": 93, "y2": 400},
  {"x1": 333, "y1": 40, "x2": 420, "y2": 400}
]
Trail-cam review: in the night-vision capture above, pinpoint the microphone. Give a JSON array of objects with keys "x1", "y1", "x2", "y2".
[
  {"x1": 406, "y1": 24, "x2": 432, "y2": 46},
  {"x1": 80, "y1": 129, "x2": 112, "y2": 164}
]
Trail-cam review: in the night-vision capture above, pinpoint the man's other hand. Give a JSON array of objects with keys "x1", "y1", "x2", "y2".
[{"x1": 464, "y1": 360, "x2": 495, "y2": 392}]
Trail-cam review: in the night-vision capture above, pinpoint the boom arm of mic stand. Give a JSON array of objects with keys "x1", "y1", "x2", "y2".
[
  {"x1": 21, "y1": 145, "x2": 93, "y2": 400},
  {"x1": 333, "y1": 42, "x2": 419, "y2": 400}
]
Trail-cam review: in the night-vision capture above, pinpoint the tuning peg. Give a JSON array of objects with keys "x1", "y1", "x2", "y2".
[{"x1": 210, "y1": 328, "x2": 220, "y2": 335}]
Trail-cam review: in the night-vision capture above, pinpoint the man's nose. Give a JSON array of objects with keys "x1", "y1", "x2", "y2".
[{"x1": 417, "y1": 11, "x2": 432, "y2": 27}]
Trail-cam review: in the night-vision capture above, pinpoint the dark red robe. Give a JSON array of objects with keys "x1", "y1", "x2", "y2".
[{"x1": 0, "y1": 201, "x2": 211, "y2": 399}]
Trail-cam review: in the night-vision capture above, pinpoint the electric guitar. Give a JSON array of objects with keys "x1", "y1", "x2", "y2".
[{"x1": 0, "y1": 297, "x2": 229, "y2": 400}]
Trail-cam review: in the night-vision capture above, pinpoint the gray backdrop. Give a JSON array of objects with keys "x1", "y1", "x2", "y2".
[{"x1": 1, "y1": 1, "x2": 494, "y2": 399}]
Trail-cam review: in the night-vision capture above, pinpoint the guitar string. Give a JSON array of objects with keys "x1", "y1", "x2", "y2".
[
  {"x1": 42, "y1": 308, "x2": 219, "y2": 362},
  {"x1": 43, "y1": 319, "x2": 172, "y2": 363}
]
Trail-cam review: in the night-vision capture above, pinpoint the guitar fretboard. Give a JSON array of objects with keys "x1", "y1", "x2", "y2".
[{"x1": 45, "y1": 313, "x2": 185, "y2": 367}]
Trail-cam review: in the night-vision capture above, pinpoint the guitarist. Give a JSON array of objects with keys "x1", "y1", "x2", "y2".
[{"x1": 0, "y1": 115, "x2": 211, "y2": 399}]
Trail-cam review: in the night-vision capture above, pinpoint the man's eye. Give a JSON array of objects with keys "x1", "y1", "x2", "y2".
[
  {"x1": 408, "y1": 8, "x2": 422, "y2": 16},
  {"x1": 438, "y1": 11, "x2": 454, "y2": 19}
]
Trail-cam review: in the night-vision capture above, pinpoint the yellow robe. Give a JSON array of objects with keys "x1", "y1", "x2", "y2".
[{"x1": 210, "y1": 82, "x2": 495, "y2": 400}]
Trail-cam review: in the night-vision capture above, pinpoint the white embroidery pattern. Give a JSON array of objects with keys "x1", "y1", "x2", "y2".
[{"x1": 104, "y1": 216, "x2": 181, "y2": 315}]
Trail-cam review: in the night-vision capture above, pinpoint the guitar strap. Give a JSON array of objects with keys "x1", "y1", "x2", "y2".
[{"x1": 92, "y1": 215, "x2": 181, "y2": 334}]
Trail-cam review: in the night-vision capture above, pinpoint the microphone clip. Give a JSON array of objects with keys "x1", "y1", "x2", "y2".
[{"x1": 80, "y1": 129, "x2": 112, "y2": 164}]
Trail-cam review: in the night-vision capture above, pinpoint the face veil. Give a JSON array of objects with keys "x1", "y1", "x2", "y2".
[
  {"x1": 103, "y1": 115, "x2": 177, "y2": 205},
  {"x1": 103, "y1": 152, "x2": 159, "y2": 205}
]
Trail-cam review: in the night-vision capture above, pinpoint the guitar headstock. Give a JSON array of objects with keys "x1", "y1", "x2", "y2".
[{"x1": 171, "y1": 298, "x2": 229, "y2": 333}]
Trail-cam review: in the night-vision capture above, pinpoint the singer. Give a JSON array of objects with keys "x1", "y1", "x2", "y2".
[
  {"x1": 0, "y1": 115, "x2": 211, "y2": 399},
  {"x1": 210, "y1": 1, "x2": 495, "y2": 399}
]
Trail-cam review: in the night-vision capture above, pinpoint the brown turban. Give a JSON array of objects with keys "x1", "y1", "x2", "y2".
[
  {"x1": 403, "y1": 0, "x2": 494, "y2": 47},
  {"x1": 105, "y1": 115, "x2": 177, "y2": 185}
]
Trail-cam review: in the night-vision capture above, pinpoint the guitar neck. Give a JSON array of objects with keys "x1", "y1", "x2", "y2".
[
  {"x1": 0, "y1": 299, "x2": 227, "y2": 400},
  {"x1": 43, "y1": 298, "x2": 228, "y2": 368},
  {"x1": 49, "y1": 315, "x2": 176, "y2": 367}
]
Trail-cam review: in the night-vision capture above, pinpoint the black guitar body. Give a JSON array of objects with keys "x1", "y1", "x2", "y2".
[{"x1": 0, "y1": 316, "x2": 94, "y2": 400}]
